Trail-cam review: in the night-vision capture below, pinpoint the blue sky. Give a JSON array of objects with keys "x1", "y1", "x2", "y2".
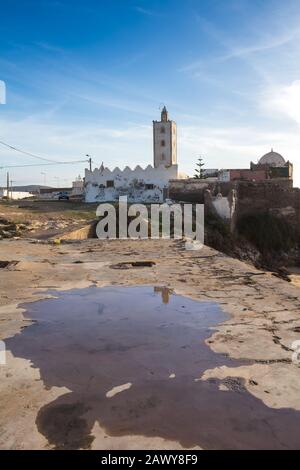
[{"x1": 1, "y1": 0, "x2": 300, "y2": 186}]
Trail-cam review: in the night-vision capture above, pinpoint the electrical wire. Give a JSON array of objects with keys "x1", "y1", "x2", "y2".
[
  {"x1": 0, "y1": 159, "x2": 89, "y2": 169},
  {"x1": 0, "y1": 139, "x2": 61, "y2": 163}
]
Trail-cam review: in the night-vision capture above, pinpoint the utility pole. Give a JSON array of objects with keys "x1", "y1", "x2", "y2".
[
  {"x1": 41, "y1": 172, "x2": 46, "y2": 186},
  {"x1": 10, "y1": 180, "x2": 14, "y2": 200},
  {"x1": 86, "y1": 154, "x2": 92, "y2": 171},
  {"x1": 6, "y1": 172, "x2": 9, "y2": 200}
]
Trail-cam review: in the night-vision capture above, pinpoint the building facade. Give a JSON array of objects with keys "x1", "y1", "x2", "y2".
[
  {"x1": 218, "y1": 150, "x2": 293, "y2": 183},
  {"x1": 84, "y1": 107, "x2": 182, "y2": 203},
  {"x1": 153, "y1": 106, "x2": 177, "y2": 168},
  {"x1": 85, "y1": 164, "x2": 179, "y2": 203}
]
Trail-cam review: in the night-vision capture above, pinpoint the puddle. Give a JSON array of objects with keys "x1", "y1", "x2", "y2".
[{"x1": 6, "y1": 286, "x2": 300, "y2": 450}]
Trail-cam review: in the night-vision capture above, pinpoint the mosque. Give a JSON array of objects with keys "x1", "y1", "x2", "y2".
[
  {"x1": 84, "y1": 107, "x2": 293, "y2": 203},
  {"x1": 84, "y1": 107, "x2": 186, "y2": 203},
  {"x1": 218, "y1": 149, "x2": 293, "y2": 183}
]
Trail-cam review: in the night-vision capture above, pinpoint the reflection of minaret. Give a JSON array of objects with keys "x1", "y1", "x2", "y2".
[
  {"x1": 153, "y1": 106, "x2": 177, "y2": 168},
  {"x1": 154, "y1": 286, "x2": 172, "y2": 304}
]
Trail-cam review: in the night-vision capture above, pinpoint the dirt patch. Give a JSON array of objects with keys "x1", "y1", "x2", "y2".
[
  {"x1": 110, "y1": 261, "x2": 156, "y2": 269},
  {"x1": 0, "y1": 200, "x2": 97, "y2": 240},
  {"x1": 0, "y1": 260, "x2": 19, "y2": 269}
]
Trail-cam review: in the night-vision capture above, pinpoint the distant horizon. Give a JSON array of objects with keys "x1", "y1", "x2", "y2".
[{"x1": 1, "y1": 0, "x2": 300, "y2": 186}]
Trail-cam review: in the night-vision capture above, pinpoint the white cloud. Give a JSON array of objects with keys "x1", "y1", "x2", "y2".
[
  {"x1": 1, "y1": 116, "x2": 300, "y2": 187},
  {"x1": 181, "y1": 31, "x2": 297, "y2": 73},
  {"x1": 263, "y1": 80, "x2": 300, "y2": 126},
  {"x1": 135, "y1": 6, "x2": 160, "y2": 17},
  {"x1": 0, "y1": 117, "x2": 152, "y2": 186},
  {"x1": 178, "y1": 124, "x2": 300, "y2": 186}
]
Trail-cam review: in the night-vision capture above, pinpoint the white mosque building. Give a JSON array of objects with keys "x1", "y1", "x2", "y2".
[{"x1": 84, "y1": 107, "x2": 186, "y2": 203}]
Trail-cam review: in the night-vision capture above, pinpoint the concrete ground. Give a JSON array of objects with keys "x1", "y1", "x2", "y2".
[{"x1": 0, "y1": 234, "x2": 300, "y2": 449}]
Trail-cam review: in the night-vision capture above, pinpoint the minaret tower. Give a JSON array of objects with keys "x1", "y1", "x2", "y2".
[{"x1": 153, "y1": 106, "x2": 177, "y2": 168}]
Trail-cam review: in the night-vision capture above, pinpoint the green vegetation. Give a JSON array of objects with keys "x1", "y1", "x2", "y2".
[
  {"x1": 194, "y1": 156, "x2": 205, "y2": 179},
  {"x1": 205, "y1": 213, "x2": 233, "y2": 253},
  {"x1": 237, "y1": 212, "x2": 298, "y2": 254}
]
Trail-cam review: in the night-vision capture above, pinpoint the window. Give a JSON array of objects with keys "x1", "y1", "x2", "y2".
[
  {"x1": 160, "y1": 127, "x2": 165, "y2": 134},
  {"x1": 161, "y1": 153, "x2": 165, "y2": 160},
  {"x1": 106, "y1": 180, "x2": 114, "y2": 188},
  {"x1": 161, "y1": 140, "x2": 165, "y2": 147}
]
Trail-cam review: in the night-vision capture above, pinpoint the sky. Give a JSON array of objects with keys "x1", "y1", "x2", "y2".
[{"x1": 1, "y1": 0, "x2": 300, "y2": 187}]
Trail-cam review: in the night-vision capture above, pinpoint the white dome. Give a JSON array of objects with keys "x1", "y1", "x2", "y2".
[{"x1": 259, "y1": 150, "x2": 286, "y2": 167}]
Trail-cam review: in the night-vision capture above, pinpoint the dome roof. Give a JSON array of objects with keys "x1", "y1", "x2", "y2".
[{"x1": 258, "y1": 149, "x2": 286, "y2": 167}]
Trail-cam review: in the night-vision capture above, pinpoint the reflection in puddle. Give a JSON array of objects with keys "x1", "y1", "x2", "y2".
[
  {"x1": 6, "y1": 286, "x2": 300, "y2": 450},
  {"x1": 154, "y1": 286, "x2": 173, "y2": 304}
]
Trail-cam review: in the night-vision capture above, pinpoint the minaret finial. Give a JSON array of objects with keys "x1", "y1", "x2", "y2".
[{"x1": 161, "y1": 105, "x2": 168, "y2": 122}]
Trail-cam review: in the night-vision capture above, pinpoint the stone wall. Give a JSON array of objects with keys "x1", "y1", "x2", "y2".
[
  {"x1": 169, "y1": 178, "x2": 235, "y2": 203},
  {"x1": 169, "y1": 177, "x2": 300, "y2": 232},
  {"x1": 236, "y1": 180, "x2": 300, "y2": 228}
]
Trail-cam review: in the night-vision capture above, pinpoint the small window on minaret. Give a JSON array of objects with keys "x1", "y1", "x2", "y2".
[
  {"x1": 161, "y1": 153, "x2": 165, "y2": 160},
  {"x1": 161, "y1": 140, "x2": 165, "y2": 147},
  {"x1": 161, "y1": 127, "x2": 165, "y2": 133}
]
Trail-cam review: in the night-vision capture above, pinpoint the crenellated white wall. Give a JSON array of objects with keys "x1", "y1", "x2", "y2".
[{"x1": 85, "y1": 164, "x2": 179, "y2": 203}]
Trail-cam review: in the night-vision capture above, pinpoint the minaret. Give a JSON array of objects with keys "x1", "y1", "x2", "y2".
[{"x1": 153, "y1": 106, "x2": 177, "y2": 168}]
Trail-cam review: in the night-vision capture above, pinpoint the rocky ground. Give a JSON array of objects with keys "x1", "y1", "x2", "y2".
[
  {"x1": 0, "y1": 199, "x2": 97, "y2": 240},
  {"x1": 0, "y1": 227, "x2": 300, "y2": 449},
  {"x1": 1, "y1": 199, "x2": 300, "y2": 449}
]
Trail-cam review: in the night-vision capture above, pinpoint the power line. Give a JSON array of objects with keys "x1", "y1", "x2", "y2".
[
  {"x1": 0, "y1": 159, "x2": 89, "y2": 169},
  {"x1": 0, "y1": 139, "x2": 61, "y2": 163}
]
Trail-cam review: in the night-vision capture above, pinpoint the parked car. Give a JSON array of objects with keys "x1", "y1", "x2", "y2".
[{"x1": 57, "y1": 191, "x2": 69, "y2": 200}]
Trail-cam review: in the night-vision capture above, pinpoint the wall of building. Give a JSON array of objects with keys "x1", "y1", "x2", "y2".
[
  {"x1": 153, "y1": 120, "x2": 177, "y2": 168},
  {"x1": 204, "y1": 189, "x2": 237, "y2": 227},
  {"x1": 72, "y1": 180, "x2": 84, "y2": 195},
  {"x1": 38, "y1": 187, "x2": 72, "y2": 199},
  {"x1": 0, "y1": 189, "x2": 33, "y2": 200},
  {"x1": 251, "y1": 161, "x2": 293, "y2": 180},
  {"x1": 169, "y1": 178, "x2": 235, "y2": 203},
  {"x1": 219, "y1": 169, "x2": 267, "y2": 182},
  {"x1": 85, "y1": 164, "x2": 179, "y2": 203},
  {"x1": 230, "y1": 169, "x2": 267, "y2": 182}
]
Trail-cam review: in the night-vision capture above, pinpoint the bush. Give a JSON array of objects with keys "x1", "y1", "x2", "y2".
[{"x1": 237, "y1": 212, "x2": 298, "y2": 255}]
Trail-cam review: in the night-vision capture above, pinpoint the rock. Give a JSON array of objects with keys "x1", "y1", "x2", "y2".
[{"x1": 0, "y1": 230, "x2": 14, "y2": 238}]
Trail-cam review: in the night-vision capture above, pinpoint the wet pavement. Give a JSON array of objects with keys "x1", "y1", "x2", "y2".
[{"x1": 6, "y1": 286, "x2": 300, "y2": 449}]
